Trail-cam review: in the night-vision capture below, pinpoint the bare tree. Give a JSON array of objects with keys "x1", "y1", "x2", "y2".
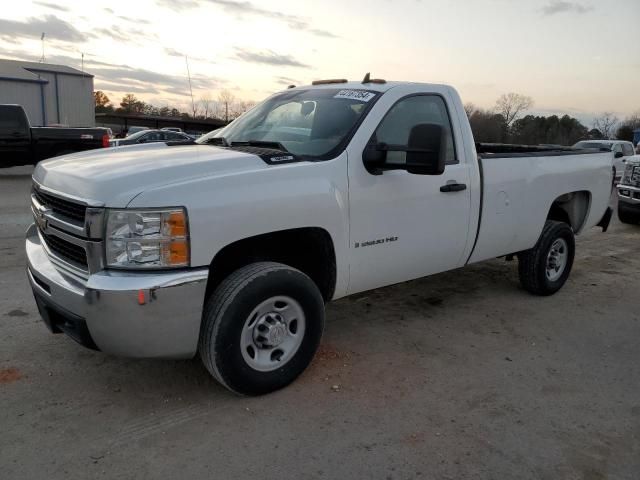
[
  {"x1": 495, "y1": 93, "x2": 534, "y2": 128},
  {"x1": 592, "y1": 112, "x2": 619, "y2": 139},
  {"x1": 198, "y1": 94, "x2": 214, "y2": 119},
  {"x1": 463, "y1": 102, "x2": 477, "y2": 118},
  {"x1": 217, "y1": 89, "x2": 236, "y2": 123},
  {"x1": 231, "y1": 100, "x2": 257, "y2": 119}
]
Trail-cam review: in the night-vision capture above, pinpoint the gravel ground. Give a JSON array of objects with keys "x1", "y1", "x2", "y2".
[{"x1": 1, "y1": 168, "x2": 639, "y2": 479}]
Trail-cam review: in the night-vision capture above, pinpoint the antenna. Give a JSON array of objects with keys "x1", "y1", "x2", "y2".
[
  {"x1": 362, "y1": 72, "x2": 370, "y2": 83},
  {"x1": 185, "y1": 55, "x2": 196, "y2": 118},
  {"x1": 40, "y1": 32, "x2": 46, "y2": 63},
  {"x1": 81, "y1": 52, "x2": 84, "y2": 73}
]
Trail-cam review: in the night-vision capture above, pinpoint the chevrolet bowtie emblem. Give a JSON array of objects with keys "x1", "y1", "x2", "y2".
[{"x1": 35, "y1": 206, "x2": 50, "y2": 231}]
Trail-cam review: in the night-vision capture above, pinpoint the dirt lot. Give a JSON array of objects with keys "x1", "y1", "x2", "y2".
[{"x1": 1, "y1": 168, "x2": 639, "y2": 479}]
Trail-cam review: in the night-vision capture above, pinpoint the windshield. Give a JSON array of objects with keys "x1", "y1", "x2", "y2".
[
  {"x1": 574, "y1": 141, "x2": 612, "y2": 150},
  {"x1": 196, "y1": 88, "x2": 380, "y2": 158}
]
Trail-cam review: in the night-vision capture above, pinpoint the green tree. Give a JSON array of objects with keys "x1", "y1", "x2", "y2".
[{"x1": 468, "y1": 109, "x2": 508, "y2": 143}]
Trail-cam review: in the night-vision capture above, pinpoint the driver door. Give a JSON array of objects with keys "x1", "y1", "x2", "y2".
[{"x1": 347, "y1": 92, "x2": 472, "y2": 294}]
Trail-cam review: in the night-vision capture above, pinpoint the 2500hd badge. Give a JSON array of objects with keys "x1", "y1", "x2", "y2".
[{"x1": 355, "y1": 236, "x2": 398, "y2": 248}]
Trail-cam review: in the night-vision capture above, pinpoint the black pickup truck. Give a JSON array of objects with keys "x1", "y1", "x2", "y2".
[{"x1": 0, "y1": 105, "x2": 109, "y2": 168}]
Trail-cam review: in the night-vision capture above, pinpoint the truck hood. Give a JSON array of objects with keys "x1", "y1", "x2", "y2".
[{"x1": 33, "y1": 143, "x2": 268, "y2": 207}]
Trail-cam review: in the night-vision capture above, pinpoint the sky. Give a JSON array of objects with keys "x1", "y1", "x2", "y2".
[{"x1": 1, "y1": 0, "x2": 639, "y2": 124}]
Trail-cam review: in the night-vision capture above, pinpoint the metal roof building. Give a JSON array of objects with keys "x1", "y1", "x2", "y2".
[{"x1": 0, "y1": 59, "x2": 94, "y2": 127}]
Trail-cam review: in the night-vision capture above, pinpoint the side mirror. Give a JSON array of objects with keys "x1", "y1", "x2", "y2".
[
  {"x1": 363, "y1": 123, "x2": 446, "y2": 176},
  {"x1": 614, "y1": 151, "x2": 624, "y2": 158},
  {"x1": 405, "y1": 123, "x2": 446, "y2": 175}
]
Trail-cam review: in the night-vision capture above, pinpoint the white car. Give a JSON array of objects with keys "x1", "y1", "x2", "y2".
[
  {"x1": 27, "y1": 79, "x2": 614, "y2": 395},
  {"x1": 573, "y1": 140, "x2": 636, "y2": 181}
]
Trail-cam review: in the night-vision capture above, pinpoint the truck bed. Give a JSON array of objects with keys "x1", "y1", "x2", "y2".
[
  {"x1": 468, "y1": 148, "x2": 613, "y2": 264},
  {"x1": 476, "y1": 143, "x2": 605, "y2": 158}
]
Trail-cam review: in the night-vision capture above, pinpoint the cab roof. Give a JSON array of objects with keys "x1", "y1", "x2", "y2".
[{"x1": 291, "y1": 80, "x2": 450, "y2": 94}]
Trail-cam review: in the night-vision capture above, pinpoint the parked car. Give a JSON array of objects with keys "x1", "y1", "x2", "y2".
[
  {"x1": 126, "y1": 126, "x2": 149, "y2": 135},
  {"x1": 617, "y1": 155, "x2": 640, "y2": 224},
  {"x1": 0, "y1": 104, "x2": 109, "y2": 168},
  {"x1": 573, "y1": 140, "x2": 636, "y2": 181},
  {"x1": 26, "y1": 79, "x2": 614, "y2": 395},
  {"x1": 109, "y1": 129, "x2": 192, "y2": 147}
]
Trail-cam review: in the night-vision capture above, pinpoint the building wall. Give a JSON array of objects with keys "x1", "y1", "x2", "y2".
[
  {"x1": 56, "y1": 74, "x2": 94, "y2": 127},
  {"x1": 0, "y1": 73, "x2": 94, "y2": 127},
  {"x1": 0, "y1": 80, "x2": 44, "y2": 125},
  {"x1": 35, "y1": 71, "x2": 59, "y2": 124}
]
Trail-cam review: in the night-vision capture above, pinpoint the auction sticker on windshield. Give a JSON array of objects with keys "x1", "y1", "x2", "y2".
[{"x1": 334, "y1": 90, "x2": 376, "y2": 102}]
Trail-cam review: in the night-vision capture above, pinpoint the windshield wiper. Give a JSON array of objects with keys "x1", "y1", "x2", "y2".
[
  {"x1": 205, "y1": 136, "x2": 230, "y2": 147},
  {"x1": 230, "y1": 140, "x2": 290, "y2": 153}
]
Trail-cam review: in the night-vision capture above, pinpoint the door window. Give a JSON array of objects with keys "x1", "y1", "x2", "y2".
[
  {"x1": 373, "y1": 95, "x2": 457, "y2": 166},
  {"x1": 142, "y1": 132, "x2": 164, "y2": 142},
  {"x1": 166, "y1": 132, "x2": 187, "y2": 140},
  {"x1": 622, "y1": 143, "x2": 634, "y2": 156}
]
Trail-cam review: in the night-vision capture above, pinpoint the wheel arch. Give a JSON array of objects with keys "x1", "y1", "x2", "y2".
[
  {"x1": 546, "y1": 190, "x2": 591, "y2": 234},
  {"x1": 204, "y1": 227, "x2": 337, "y2": 303}
]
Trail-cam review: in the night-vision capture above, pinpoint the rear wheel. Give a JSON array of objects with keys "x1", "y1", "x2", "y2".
[
  {"x1": 618, "y1": 203, "x2": 640, "y2": 225},
  {"x1": 518, "y1": 221, "x2": 575, "y2": 296},
  {"x1": 199, "y1": 262, "x2": 325, "y2": 395}
]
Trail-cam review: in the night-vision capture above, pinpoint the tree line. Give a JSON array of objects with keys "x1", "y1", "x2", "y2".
[
  {"x1": 95, "y1": 89, "x2": 639, "y2": 145},
  {"x1": 466, "y1": 93, "x2": 638, "y2": 145},
  {"x1": 94, "y1": 90, "x2": 256, "y2": 123}
]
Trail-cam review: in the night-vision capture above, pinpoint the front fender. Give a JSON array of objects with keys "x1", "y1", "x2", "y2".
[{"x1": 128, "y1": 153, "x2": 350, "y2": 298}]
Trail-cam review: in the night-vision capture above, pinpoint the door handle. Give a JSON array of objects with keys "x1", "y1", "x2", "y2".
[{"x1": 440, "y1": 182, "x2": 467, "y2": 193}]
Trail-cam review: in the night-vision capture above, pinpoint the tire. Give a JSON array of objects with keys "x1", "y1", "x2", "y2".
[
  {"x1": 199, "y1": 262, "x2": 325, "y2": 396},
  {"x1": 517, "y1": 220, "x2": 575, "y2": 296},
  {"x1": 618, "y1": 203, "x2": 640, "y2": 225}
]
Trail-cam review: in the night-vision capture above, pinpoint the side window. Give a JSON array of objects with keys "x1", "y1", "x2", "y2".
[
  {"x1": 622, "y1": 143, "x2": 634, "y2": 156},
  {"x1": 613, "y1": 144, "x2": 622, "y2": 153},
  {"x1": 374, "y1": 95, "x2": 457, "y2": 165},
  {"x1": 144, "y1": 132, "x2": 164, "y2": 141},
  {"x1": 0, "y1": 108, "x2": 28, "y2": 135}
]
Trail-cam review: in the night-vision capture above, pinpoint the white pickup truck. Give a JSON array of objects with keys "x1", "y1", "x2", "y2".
[{"x1": 26, "y1": 78, "x2": 614, "y2": 395}]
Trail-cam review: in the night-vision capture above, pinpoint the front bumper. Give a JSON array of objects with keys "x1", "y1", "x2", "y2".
[
  {"x1": 618, "y1": 184, "x2": 640, "y2": 206},
  {"x1": 26, "y1": 223, "x2": 208, "y2": 359}
]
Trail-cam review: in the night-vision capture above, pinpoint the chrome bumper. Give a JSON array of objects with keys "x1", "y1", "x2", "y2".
[
  {"x1": 26, "y1": 223, "x2": 209, "y2": 359},
  {"x1": 617, "y1": 184, "x2": 640, "y2": 205}
]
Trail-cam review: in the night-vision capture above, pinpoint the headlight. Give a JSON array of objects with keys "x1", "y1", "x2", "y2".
[
  {"x1": 105, "y1": 208, "x2": 189, "y2": 269},
  {"x1": 621, "y1": 164, "x2": 633, "y2": 184}
]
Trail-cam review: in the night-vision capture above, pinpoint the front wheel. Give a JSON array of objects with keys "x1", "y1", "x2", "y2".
[
  {"x1": 199, "y1": 262, "x2": 325, "y2": 395},
  {"x1": 517, "y1": 221, "x2": 575, "y2": 296}
]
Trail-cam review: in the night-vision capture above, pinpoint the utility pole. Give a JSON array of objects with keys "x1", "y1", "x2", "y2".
[
  {"x1": 40, "y1": 32, "x2": 46, "y2": 63},
  {"x1": 185, "y1": 55, "x2": 196, "y2": 118}
]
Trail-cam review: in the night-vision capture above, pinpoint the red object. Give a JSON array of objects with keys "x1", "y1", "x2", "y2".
[
  {"x1": 137, "y1": 290, "x2": 146, "y2": 305},
  {"x1": 102, "y1": 133, "x2": 110, "y2": 148}
]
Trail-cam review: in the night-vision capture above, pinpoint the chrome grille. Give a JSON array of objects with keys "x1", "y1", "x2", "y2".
[
  {"x1": 32, "y1": 187, "x2": 87, "y2": 224},
  {"x1": 31, "y1": 180, "x2": 106, "y2": 275},
  {"x1": 41, "y1": 230, "x2": 89, "y2": 268}
]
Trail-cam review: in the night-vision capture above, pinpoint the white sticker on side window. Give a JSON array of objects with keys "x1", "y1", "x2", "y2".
[{"x1": 333, "y1": 90, "x2": 376, "y2": 102}]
